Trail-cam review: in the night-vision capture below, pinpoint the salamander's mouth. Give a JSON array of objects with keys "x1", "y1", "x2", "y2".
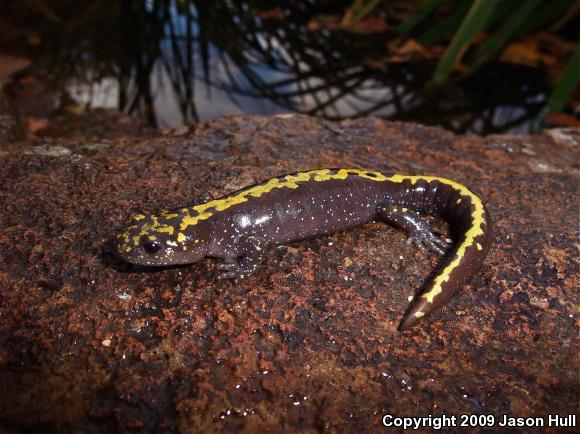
[
  {"x1": 114, "y1": 244, "x2": 165, "y2": 266},
  {"x1": 114, "y1": 238, "x2": 205, "y2": 267}
]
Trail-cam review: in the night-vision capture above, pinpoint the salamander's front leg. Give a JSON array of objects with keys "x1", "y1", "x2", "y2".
[
  {"x1": 377, "y1": 205, "x2": 451, "y2": 255},
  {"x1": 216, "y1": 235, "x2": 268, "y2": 280}
]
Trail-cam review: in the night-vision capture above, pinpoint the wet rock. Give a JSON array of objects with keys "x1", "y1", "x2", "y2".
[{"x1": 0, "y1": 115, "x2": 577, "y2": 433}]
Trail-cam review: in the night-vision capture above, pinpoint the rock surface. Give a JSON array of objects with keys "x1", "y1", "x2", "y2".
[{"x1": 0, "y1": 114, "x2": 578, "y2": 433}]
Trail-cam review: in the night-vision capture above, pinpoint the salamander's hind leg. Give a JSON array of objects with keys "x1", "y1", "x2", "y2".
[
  {"x1": 216, "y1": 235, "x2": 268, "y2": 280},
  {"x1": 377, "y1": 205, "x2": 451, "y2": 255}
]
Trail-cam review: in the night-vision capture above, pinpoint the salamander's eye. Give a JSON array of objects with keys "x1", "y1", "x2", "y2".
[{"x1": 143, "y1": 240, "x2": 162, "y2": 254}]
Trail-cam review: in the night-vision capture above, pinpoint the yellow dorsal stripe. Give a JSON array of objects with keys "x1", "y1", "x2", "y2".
[
  {"x1": 386, "y1": 175, "x2": 486, "y2": 304},
  {"x1": 179, "y1": 169, "x2": 387, "y2": 230},
  {"x1": 177, "y1": 169, "x2": 485, "y2": 305}
]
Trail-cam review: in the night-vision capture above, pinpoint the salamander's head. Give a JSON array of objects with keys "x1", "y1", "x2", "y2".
[{"x1": 115, "y1": 209, "x2": 211, "y2": 266}]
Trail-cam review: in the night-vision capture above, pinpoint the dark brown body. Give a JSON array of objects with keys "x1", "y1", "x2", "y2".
[
  {"x1": 116, "y1": 169, "x2": 492, "y2": 330},
  {"x1": 208, "y1": 176, "x2": 393, "y2": 259}
]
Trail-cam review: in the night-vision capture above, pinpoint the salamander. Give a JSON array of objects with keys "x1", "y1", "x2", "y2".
[{"x1": 115, "y1": 168, "x2": 492, "y2": 330}]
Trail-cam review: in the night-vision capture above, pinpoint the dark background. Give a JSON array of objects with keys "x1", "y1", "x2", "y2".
[{"x1": 1, "y1": 0, "x2": 578, "y2": 134}]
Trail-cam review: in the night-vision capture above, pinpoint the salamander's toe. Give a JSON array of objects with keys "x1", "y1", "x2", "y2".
[
  {"x1": 406, "y1": 236, "x2": 429, "y2": 254},
  {"x1": 406, "y1": 229, "x2": 452, "y2": 256}
]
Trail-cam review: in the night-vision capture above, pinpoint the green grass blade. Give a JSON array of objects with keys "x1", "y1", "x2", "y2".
[
  {"x1": 521, "y1": 0, "x2": 577, "y2": 34},
  {"x1": 472, "y1": 0, "x2": 543, "y2": 68},
  {"x1": 417, "y1": 1, "x2": 472, "y2": 47},
  {"x1": 482, "y1": 0, "x2": 522, "y2": 29},
  {"x1": 547, "y1": 45, "x2": 580, "y2": 113},
  {"x1": 352, "y1": 0, "x2": 382, "y2": 23},
  {"x1": 397, "y1": 0, "x2": 445, "y2": 36},
  {"x1": 431, "y1": 0, "x2": 498, "y2": 84}
]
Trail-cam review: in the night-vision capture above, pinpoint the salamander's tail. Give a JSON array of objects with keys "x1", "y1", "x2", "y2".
[{"x1": 387, "y1": 175, "x2": 493, "y2": 331}]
